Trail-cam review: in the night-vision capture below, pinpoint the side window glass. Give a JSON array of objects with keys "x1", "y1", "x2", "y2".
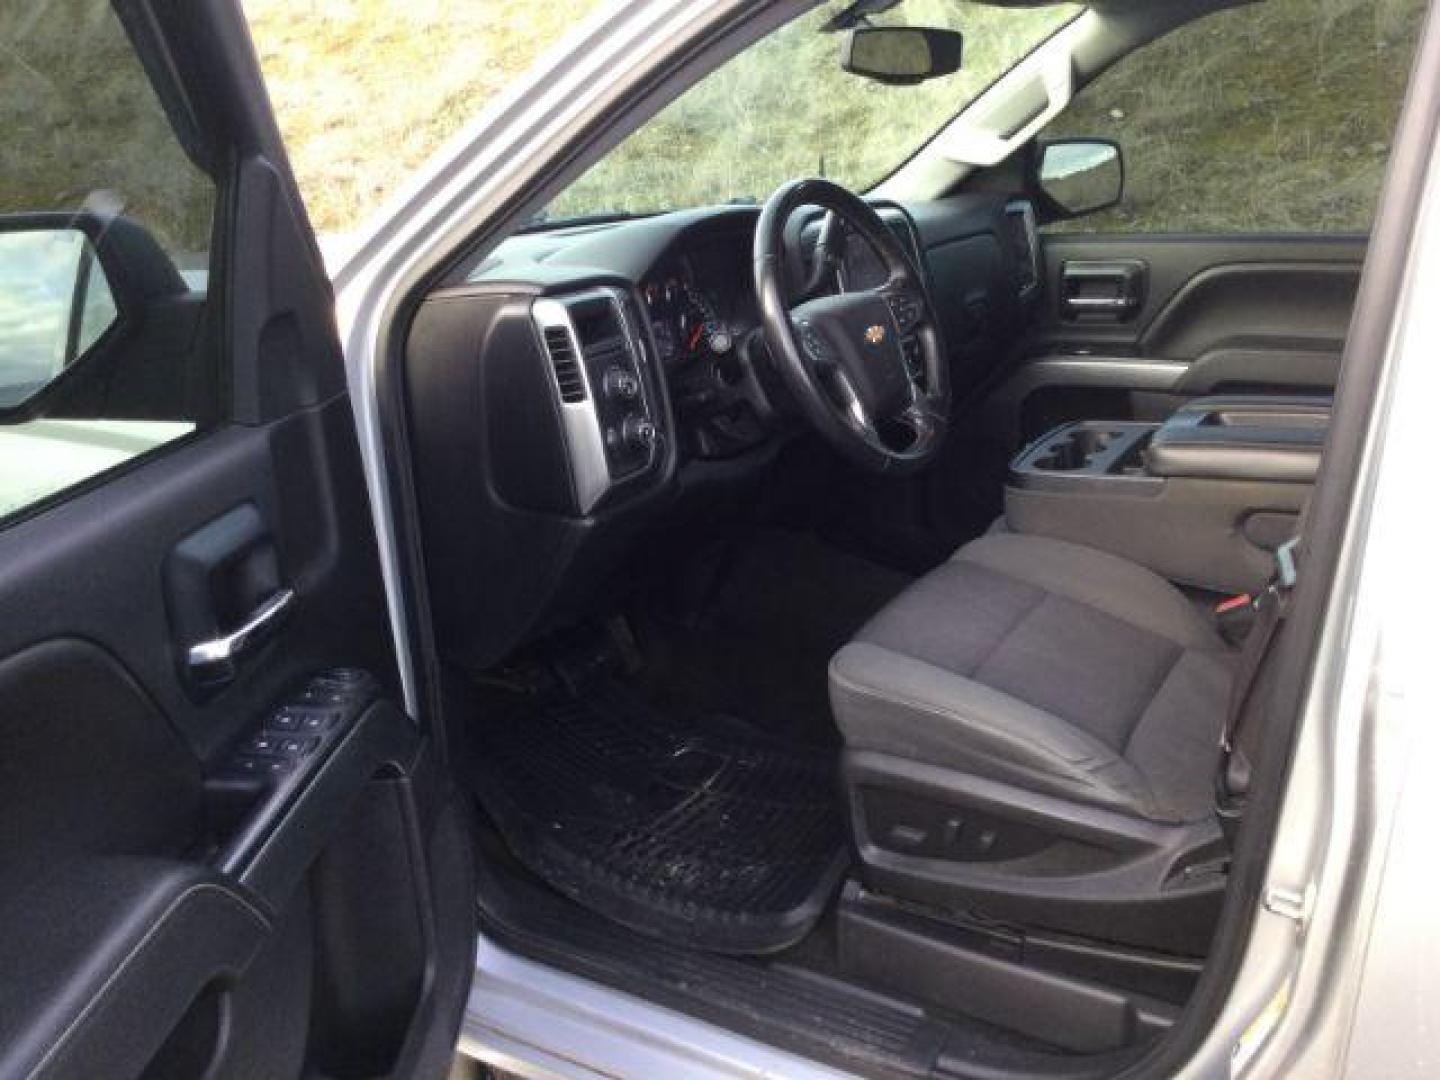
[
  {"x1": 1043, "y1": 0, "x2": 1428, "y2": 233},
  {"x1": 1, "y1": 1, "x2": 219, "y2": 521}
]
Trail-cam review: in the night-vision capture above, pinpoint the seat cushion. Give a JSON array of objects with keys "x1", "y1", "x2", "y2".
[{"x1": 830, "y1": 533, "x2": 1233, "y2": 823}]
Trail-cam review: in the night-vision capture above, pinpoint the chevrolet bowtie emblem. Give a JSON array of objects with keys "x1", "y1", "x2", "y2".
[{"x1": 864, "y1": 325, "x2": 886, "y2": 345}]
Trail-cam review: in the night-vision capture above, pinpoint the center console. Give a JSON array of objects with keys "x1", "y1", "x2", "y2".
[{"x1": 1005, "y1": 396, "x2": 1329, "y2": 593}]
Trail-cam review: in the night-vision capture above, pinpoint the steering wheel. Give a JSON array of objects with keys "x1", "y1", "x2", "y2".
[{"x1": 754, "y1": 178, "x2": 949, "y2": 474}]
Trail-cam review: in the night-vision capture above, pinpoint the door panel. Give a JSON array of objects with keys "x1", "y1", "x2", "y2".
[
  {"x1": 0, "y1": 2, "x2": 472, "y2": 1077},
  {"x1": 1036, "y1": 234, "x2": 1364, "y2": 367},
  {"x1": 0, "y1": 401, "x2": 472, "y2": 1080},
  {"x1": 995, "y1": 234, "x2": 1364, "y2": 445},
  {"x1": 890, "y1": 226, "x2": 1367, "y2": 552}
]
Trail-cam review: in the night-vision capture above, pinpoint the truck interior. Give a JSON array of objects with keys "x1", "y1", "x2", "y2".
[
  {"x1": 0, "y1": 0, "x2": 1425, "y2": 1077},
  {"x1": 387, "y1": 0, "x2": 1429, "y2": 1075}
]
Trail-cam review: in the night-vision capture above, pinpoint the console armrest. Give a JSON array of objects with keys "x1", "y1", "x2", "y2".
[{"x1": 1145, "y1": 395, "x2": 1330, "y2": 483}]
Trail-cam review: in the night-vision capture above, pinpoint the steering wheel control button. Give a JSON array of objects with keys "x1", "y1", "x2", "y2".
[
  {"x1": 886, "y1": 293, "x2": 922, "y2": 332},
  {"x1": 797, "y1": 321, "x2": 830, "y2": 362},
  {"x1": 902, "y1": 336, "x2": 923, "y2": 380}
]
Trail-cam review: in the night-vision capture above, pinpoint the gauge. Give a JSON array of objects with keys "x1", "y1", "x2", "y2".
[{"x1": 678, "y1": 286, "x2": 730, "y2": 360}]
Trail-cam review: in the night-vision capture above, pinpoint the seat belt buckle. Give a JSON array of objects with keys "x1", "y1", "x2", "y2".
[{"x1": 1274, "y1": 537, "x2": 1299, "y2": 590}]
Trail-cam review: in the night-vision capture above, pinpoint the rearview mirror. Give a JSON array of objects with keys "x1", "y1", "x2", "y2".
[
  {"x1": 841, "y1": 27, "x2": 964, "y2": 85},
  {"x1": 1035, "y1": 139, "x2": 1124, "y2": 218}
]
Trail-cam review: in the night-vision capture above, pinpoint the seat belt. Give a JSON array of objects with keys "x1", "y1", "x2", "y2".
[{"x1": 1215, "y1": 530, "x2": 1304, "y2": 838}]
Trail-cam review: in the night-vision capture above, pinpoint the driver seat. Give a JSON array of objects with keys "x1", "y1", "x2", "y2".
[{"x1": 830, "y1": 531, "x2": 1234, "y2": 954}]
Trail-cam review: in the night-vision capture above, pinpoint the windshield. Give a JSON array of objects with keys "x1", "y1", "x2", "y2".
[{"x1": 542, "y1": 0, "x2": 1080, "y2": 222}]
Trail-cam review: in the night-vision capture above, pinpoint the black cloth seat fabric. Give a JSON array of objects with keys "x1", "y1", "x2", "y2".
[{"x1": 829, "y1": 533, "x2": 1234, "y2": 823}]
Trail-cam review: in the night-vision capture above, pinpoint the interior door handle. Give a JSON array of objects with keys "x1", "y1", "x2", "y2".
[
  {"x1": 1059, "y1": 259, "x2": 1147, "y2": 321},
  {"x1": 1064, "y1": 296, "x2": 1138, "y2": 312},
  {"x1": 187, "y1": 588, "x2": 296, "y2": 686}
]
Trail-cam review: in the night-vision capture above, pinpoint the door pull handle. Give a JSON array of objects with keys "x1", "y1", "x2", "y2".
[
  {"x1": 1063, "y1": 295, "x2": 1138, "y2": 312},
  {"x1": 187, "y1": 588, "x2": 296, "y2": 685}
]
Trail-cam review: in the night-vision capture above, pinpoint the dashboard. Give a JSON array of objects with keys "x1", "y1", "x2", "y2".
[{"x1": 402, "y1": 195, "x2": 1040, "y2": 667}]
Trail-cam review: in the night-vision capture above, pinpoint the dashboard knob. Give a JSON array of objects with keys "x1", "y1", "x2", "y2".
[
  {"x1": 622, "y1": 414, "x2": 658, "y2": 450},
  {"x1": 603, "y1": 367, "x2": 641, "y2": 400}
]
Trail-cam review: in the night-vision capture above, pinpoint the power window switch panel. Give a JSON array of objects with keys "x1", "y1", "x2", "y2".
[
  {"x1": 226, "y1": 754, "x2": 294, "y2": 778},
  {"x1": 244, "y1": 733, "x2": 282, "y2": 756},
  {"x1": 267, "y1": 709, "x2": 302, "y2": 732},
  {"x1": 295, "y1": 709, "x2": 342, "y2": 734},
  {"x1": 295, "y1": 686, "x2": 349, "y2": 707},
  {"x1": 268, "y1": 706, "x2": 342, "y2": 734}
]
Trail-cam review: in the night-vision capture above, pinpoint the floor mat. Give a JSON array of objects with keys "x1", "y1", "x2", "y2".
[{"x1": 469, "y1": 681, "x2": 850, "y2": 955}]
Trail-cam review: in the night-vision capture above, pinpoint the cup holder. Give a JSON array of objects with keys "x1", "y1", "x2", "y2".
[
  {"x1": 1011, "y1": 420, "x2": 1161, "y2": 490},
  {"x1": 1032, "y1": 428, "x2": 1116, "y2": 471}
]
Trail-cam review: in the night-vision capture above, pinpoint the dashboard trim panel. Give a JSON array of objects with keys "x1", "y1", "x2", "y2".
[{"x1": 532, "y1": 290, "x2": 638, "y2": 514}]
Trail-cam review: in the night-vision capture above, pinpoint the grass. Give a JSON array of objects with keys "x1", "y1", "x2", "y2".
[
  {"x1": 243, "y1": 0, "x2": 1424, "y2": 236},
  {"x1": 0, "y1": 0, "x2": 1428, "y2": 247},
  {"x1": 545, "y1": 1, "x2": 1078, "y2": 219},
  {"x1": 242, "y1": 0, "x2": 607, "y2": 236},
  {"x1": 1046, "y1": 0, "x2": 1427, "y2": 232},
  {"x1": 1, "y1": 0, "x2": 214, "y2": 252},
  {"x1": 243, "y1": 0, "x2": 1077, "y2": 230}
]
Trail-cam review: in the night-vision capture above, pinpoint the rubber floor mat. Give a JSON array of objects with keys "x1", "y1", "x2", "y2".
[{"x1": 469, "y1": 682, "x2": 850, "y2": 954}]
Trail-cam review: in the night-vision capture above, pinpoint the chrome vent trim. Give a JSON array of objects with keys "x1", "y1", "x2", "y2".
[
  {"x1": 542, "y1": 325, "x2": 587, "y2": 403},
  {"x1": 532, "y1": 296, "x2": 608, "y2": 513},
  {"x1": 532, "y1": 288, "x2": 654, "y2": 516}
]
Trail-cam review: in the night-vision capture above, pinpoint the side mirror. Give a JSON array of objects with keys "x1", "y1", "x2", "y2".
[
  {"x1": 0, "y1": 212, "x2": 187, "y2": 419},
  {"x1": 0, "y1": 225, "x2": 117, "y2": 410},
  {"x1": 1035, "y1": 139, "x2": 1124, "y2": 219},
  {"x1": 841, "y1": 27, "x2": 964, "y2": 86}
]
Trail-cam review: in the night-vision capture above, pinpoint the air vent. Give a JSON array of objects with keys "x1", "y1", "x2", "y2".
[
  {"x1": 542, "y1": 325, "x2": 587, "y2": 403},
  {"x1": 1004, "y1": 201, "x2": 1041, "y2": 298}
]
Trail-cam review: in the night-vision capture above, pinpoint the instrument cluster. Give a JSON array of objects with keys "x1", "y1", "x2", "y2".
[
  {"x1": 642, "y1": 273, "x2": 732, "y2": 368},
  {"x1": 640, "y1": 232, "x2": 756, "y2": 370}
]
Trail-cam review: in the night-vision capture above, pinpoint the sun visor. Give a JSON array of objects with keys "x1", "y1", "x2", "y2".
[{"x1": 937, "y1": 48, "x2": 1073, "y2": 166}]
